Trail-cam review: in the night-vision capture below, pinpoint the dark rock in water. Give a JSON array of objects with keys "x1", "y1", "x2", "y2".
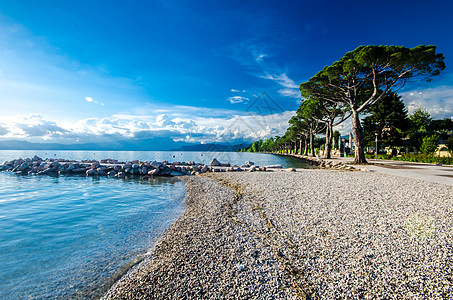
[
  {"x1": 132, "y1": 164, "x2": 139, "y2": 169},
  {"x1": 259, "y1": 166, "x2": 267, "y2": 171},
  {"x1": 107, "y1": 171, "x2": 116, "y2": 177},
  {"x1": 113, "y1": 165, "x2": 122, "y2": 172},
  {"x1": 210, "y1": 158, "x2": 221, "y2": 166},
  {"x1": 86, "y1": 169, "x2": 97, "y2": 176},
  {"x1": 160, "y1": 169, "x2": 172, "y2": 176},
  {"x1": 71, "y1": 168, "x2": 87, "y2": 173},
  {"x1": 97, "y1": 170, "x2": 107, "y2": 176},
  {"x1": 245, "y1": 161, "x2": 254, "y2": 167},
  {"x1": 18, "y1": 162, "x2": 29, "y2": 171}
]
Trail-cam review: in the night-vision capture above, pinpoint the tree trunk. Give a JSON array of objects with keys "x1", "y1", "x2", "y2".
[
  {"x1": 304, "y1": 137, "x2": 308, "y2": 155},
  {"x1": 294, "y1": 141, "x2": 297, "y2": 154},
  {"x1": 352, "y1": 110, "x2": 368, "y2": 164},
  {"x1": 299, "y1": 138, "x2": 303, "y2": 155},
  {"x1": 324, "y1": 122, "x2": 332, "y2": 159},
  {"x1": 310, "y1": 129, "x2": 315, "y2": 157}
]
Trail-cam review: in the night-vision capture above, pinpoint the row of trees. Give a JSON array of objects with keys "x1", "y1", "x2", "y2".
[{"x1": 242, "y1": 45, "x2": 447, "y2": 164}]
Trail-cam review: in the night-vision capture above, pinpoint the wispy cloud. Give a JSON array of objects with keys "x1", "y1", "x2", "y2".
[
  {"x1": 260, "y1": 73, "x2": 300, "y2": 98},
  {"x1": 230, "y1": 40, "x2": 300, "y2": 99},
  {"x1": 256, "y1": 54, "x2": 267, "y2": 61},
  {"x1": 228, "y1": 96, "x2": 250, "y2": 104},
  {"x1": 260, "y1": 73, "x2": 298, "y2": 88}
]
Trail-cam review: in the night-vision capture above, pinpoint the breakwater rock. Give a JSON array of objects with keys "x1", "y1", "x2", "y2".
[
  {"x1": 0, "y1": 156, "x2": 279, "y2": 178},
  {"x1": 293, "y1": 155, "x2": 356, "y2": 170}
]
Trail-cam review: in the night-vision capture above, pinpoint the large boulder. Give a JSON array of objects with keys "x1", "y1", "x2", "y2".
[{"x1": 210, "y1": 158, "x2": 221, "y2": 166}]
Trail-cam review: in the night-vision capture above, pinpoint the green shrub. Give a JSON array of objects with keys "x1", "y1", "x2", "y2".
[{"x1": 420, "y1": 135, "x2": 439, "y2": 155}]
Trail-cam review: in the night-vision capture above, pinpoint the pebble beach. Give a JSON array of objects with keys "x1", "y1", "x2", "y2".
[{"x1": 103, "y1": 169, "x2": 453, "y2": 299}]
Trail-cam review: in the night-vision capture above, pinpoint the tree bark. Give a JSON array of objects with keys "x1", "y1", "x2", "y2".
[
  {"x1": 324, "y1": 122, "x2": 332, "y2": 159},
  {"x1": 299, "y1": 138, "x2": 303, "y2": 155},
  {"x1": 310, "y1": 129, "x2": 315, "y2": 157},
  {"x1": 304, "y1": 137, "x2": 308, "y2": 155},
  {"x1": 294, "y1": 141, "x2": 297, "y2": 154},
  {"x1": 352, "y1": 110, "x2": 368, "y2": 164}
]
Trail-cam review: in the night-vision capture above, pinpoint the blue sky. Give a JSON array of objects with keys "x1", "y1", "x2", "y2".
[{"x1": 0, "y1": 0, "x2": 452, "y2": 145}]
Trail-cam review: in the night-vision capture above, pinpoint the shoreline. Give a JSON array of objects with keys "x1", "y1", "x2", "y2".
[{"x1": 102, "y1": 170, "x2": 453, "y2": 299}]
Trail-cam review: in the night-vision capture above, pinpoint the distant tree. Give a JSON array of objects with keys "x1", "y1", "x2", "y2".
[
  {"x1": 428, "y1": 118, "x2": 453, "y2": 133},
  {"x1": 299, "y1": 96, "x2": 350, "y2": 158},
  {"x1": 410, "y1": 108, "x2": 431, "y2": 132},
  {"x1": 362, "y1": 91, "x2": 410, "y2": 150},
  {"x1": 420, "y1": 134, "x2": 439, "y2": 155},
  {"x1": 297, "y1": 102, "x2": 325, "y2": 157},
  {"x1": 300, "y1": 45, "x2": 445, "y2": 163}
]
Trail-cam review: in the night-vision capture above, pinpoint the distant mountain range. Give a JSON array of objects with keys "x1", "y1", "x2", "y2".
[{"x1": 0, "y1": 138, "x2": 251, "y2": 152}]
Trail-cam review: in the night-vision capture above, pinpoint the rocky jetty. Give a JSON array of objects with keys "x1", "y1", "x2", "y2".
[
  {"x1": 0, "y1": 156, "x2": 277, "y2": 178},
  {"x1": 292, "y1": 155, "x2": 356, "y2": 170}
]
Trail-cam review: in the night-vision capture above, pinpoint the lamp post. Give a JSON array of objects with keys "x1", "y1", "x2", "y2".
[{"x1": 375, "y1": 132, "x2": 378, "y2": 160}]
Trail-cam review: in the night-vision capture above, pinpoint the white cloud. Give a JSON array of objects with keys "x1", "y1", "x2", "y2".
[
  {"x1": 401, "y1": 86, "x2": 453, "y2": 119},
  {"x1": 85, "y1": 96, "x2": 93, "y2": 102},
  {"x1": 0, "y1": 107, "x2": 296, "y2": 145},
  {"x1": 155, "y1": 114, "x2": 175, "y2": 127},
  {"x1": 228, "y1": 96, "x2": 250, "y2": 104},
  {"x1": 231, "y1": 89, "x2": 239, "y2": 92},
  {"x1": 256, "y1": 54, "x2": 267, "y2": 61}
]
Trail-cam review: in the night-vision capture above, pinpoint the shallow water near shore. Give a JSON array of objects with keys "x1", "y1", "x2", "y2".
[
  {"x1": 0, "y1": 150, "x2": 310, "y2": 299},
  {"x1": 0, "y1": 172, "x2": 186, "y2": 299}
]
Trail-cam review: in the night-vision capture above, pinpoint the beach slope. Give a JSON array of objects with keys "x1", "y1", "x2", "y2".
[{"x1": 103, "y1": 170, "x2": 453, "y2": 299}]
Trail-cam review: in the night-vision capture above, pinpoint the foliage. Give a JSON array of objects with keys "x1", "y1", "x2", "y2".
[
  {"x1": 420, "y1": 135, "x2": 439, "y2": 154},
  {"x1": 410, "y1": 108, "x2": 431, "y2": 132},
  {"x1": 362, "y1": 91, "x2": 410, "y2": 148},
  {"x1": 300, "y1": 45, "x2": 445, "y2": 164}
]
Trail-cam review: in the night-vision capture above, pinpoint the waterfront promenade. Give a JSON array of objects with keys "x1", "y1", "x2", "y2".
[{"x1": 315, "y1": 156, "x2": 453, "y2": 186}]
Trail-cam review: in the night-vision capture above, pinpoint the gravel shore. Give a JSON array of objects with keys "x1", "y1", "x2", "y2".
[{"x1": 103, "y1": 170, "x2": 453, "y2": 299}]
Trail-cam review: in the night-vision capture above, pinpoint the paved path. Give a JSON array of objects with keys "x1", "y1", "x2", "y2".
[{"x1": 313, "y1": 156, "x2": 453, "y2": 186}]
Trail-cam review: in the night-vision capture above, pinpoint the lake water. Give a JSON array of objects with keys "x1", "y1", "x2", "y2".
[{"x1": 0, "y1": 151, "x2": 309, "y2": 299}]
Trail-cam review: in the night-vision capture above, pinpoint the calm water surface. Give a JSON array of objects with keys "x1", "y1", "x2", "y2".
[
  {"x1": 0, "y1": 172, "x2": 185, "y2": 299},
  {"x1": 0, "y1": 151, "x2": 309, "y2": 299},
  {"x1": 0, "y1": 150, "x2": 310, "y2": 168}
]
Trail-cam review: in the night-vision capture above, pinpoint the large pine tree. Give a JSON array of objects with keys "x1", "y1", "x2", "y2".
[{"x1": 362, "y1": 91, "x2": 410, "y2": 151}]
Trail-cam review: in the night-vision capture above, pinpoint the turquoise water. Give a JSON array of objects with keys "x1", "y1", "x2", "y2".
[
  {"x1": 0, "y1": 151, "x2": 309, "y2": 299},
  {"x1": 0, "y1": 173, "x2": 185, "y2": 299}
]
